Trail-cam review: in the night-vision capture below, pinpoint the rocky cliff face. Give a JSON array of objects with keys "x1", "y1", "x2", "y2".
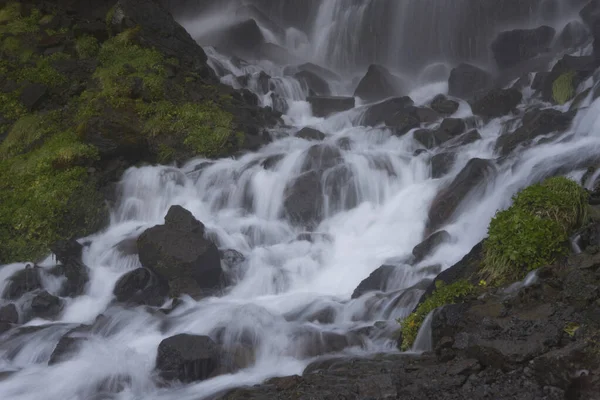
[{"x1": 0, "y1": 0, "x2": 280, "y2": 263}]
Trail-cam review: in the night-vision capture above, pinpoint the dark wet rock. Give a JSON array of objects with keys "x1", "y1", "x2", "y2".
[
  {"x1": 283, "y1": 171, "x2": 323, "y2": 229},
  {"x1": 0, "y1": 304, "x2": 18, "y2": 324},
  {"x1": 354, "y1": 64, "x2": 405, "y2": 102},
  {"x1": 137, "y1": 205, "x2": 223, "y2": 297},
  {"x1": 469, "y1": 88, "x2": 523, "y2": 118},
  {"x1": 430, "y1": 94, "x2": 459, "y2": 115},
  {"x1": 0, "y1": 322, "x2": 12, "y2": 335},
  {"x1": 296, "y1": 127, "x2": 326, "y2": 141},
  {"x1": 414, "y1": 149, "x2": 428, "y2": 156},
  {"x1": 491, "y1": 26, "x2": 556, "y2": 70},
  {"x1": 235, "y1": 4, "x2": 285, "y2": 41},
  {"x1": 411, "y1": 107, "x2": 440, "y2": 123},
  {"x1": 2, "y1": 266, "x2": 43, "y2": 300},
  {"x1": 291, "y1": 329, "x2": 362, "y2": 358},
  {"x1": 531, "y1": 71, "x2": 549, "y2": 91},
  {"x1": 260, "y1": 153, "x2": 284, "y2": 170},
  {"x1": 351, "y1": 265, "x2": 396, "y2": 299},
  {"x1": 323, "y1": 165, "x2": 358, "y2": 212},
  {"x1": 110, "y1": 0, "x2": 211, "y2": 70},
  {"x1": 541, "y1": 54, "x2": 596, "y2": 103},
  {"x1": 336, "y1": 137, "x2": 352, "y2": 150},
  {"x1": 156, "y1": 334, "x2": 221, "y2": 383},
  {"x1": 412, "y1": 230, "x2": 451, "y2": 263},
  {"x1": 301, "y1": 144, "x2": 342, "y2": 172},
  {"x1": 114, "y1": 237, "x2": 138, "y2": 256},
  {"x1": 431, "y1": 153, "x2": 456, "y2": 178},
  {"x1": 307, "y1": 96, "x2": 355, "y2": 117},
  {"x1": 390, "y1": 113, "x2": 421, "y2": 136},
  {"x1": 495, "y1": 108, "x2": 574, "y2": 156},
  {"x1": 296, "y1": 62, "x2": 342, "y2": 82},
  {"x1": 448, "y1": 63, "x2": 493, "y2": 100},
  {"x1": 113, "y1": 268, "x2": 169, "y2": 307},
  {"x1": 50, "y1": 239, "x2": 89, "y2": 298},
  {"x1": 426, "y1": 159, "x2": 495, "y2": 235},
  {"x1": 439, "y1": 118, "x2": 466, "y2": 137},
  {"x1": 19, "y1": 83, "x2": 48, "y2": 111},
  {"x1": 220, "y1": 249, "x2": 245, "y2": 271},
  {"x1": 295, "y1": 70, "x2": 331, "y2": 96},
  {"x1": 49, "y1": 335, "x2": 86, "y2": 365},
  {"x1": 30, "y1": 291, "x2": 62, "y2": 320},
  {"x1": 558, "y1": 20, "x2": 589, "y2": 50},
  {"x1": 361, "y1": 96, "x2": 415, "y2": 127},
  {"x1": 445, "y1": 129, "x2": 482, "y2": 149},
  {"x1": 414, "y1": 129, "x2": 451, "y2": 149},
  {"x1": 296, "y1": 232, "x2": 334, "y2": 243}
]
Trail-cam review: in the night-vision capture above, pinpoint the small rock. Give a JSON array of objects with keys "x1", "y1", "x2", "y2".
[
  {"x1": 49, "y1": 335, "x2": 85, "y2": 365},
  {"x1": 156, "y1": 334, "x2": 221, "y2": 383},
  {"x1": 296, "y1": 127, "x2": 326, "y2": 141},
  {"x1": 351, "y1": 265, "x2": 396, "y2": 299},
  {"x1": 0, "y1": 304, "x2": 18, "y2": 324},
  {"x1": 431, "y1": 94, "x2": 459, "y2": 115},
  {"x1": 113, "y1": 268, "x2": 169, "y2": 307},
  {"x1": 307, "y1": 96, "x2": 355, "y2": 117}
]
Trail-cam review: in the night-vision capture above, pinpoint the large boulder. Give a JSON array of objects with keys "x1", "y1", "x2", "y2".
[
  {"x1": 495, "y1": 108, "x2": 575, "y2": 156},
  {"x1": 426, "y1": 159, "x2": 496, "y2": 235},
  {"x1": 283, "y1": 171, "x2": 323, "y2": 228},
  {"x1": 296, "y1": 62, "x2": 342, "y2": 82},
  {"x1": 354, "y1": 64, "x2": 406, "y2": 102},
  {"x1": 307, "y1": 96, "x2": 355, "y2": 117},
  {"x1": 469, "y1": 88, "x2": 523, "y2": 118},
  {"x1": 156, "y1": 334, "x2": 221, "y2": 383},
  {"x1": 296, "y1": 127, "x2": 326, "y2": 141},
  {"x1": 110, "y1": 0, "x2": 211, "y2": 71},
  {"x1": 541, "y1": 55, "x2": 596, "y2": 104},
  {"x1": 294, "y1": 70, "x2": 331, "y2": 96},
  {"x1": 491, "y1": 26, "x2": 556, "y2": 70},
  {"x1": 557, "y1": 20, "x2": 589, "y2": 50},
  {"x1": 113, "y1": 268, "x2": 169, "y2": 306},
  {"x1": 361, "y1": 97, "x2": 415, "y2": 127},
  {"x1": 202, "y1": 19, "x2": 265, "y2": 55},
  {"x1": 413, "y1": 119, "x2": 465, "y2": 149},
  {"x1": 431, "y1": 152, "x2": 456, "y2": 179},
  {"x1": 448, "y1": 63, "x2": 493, "y2": 100},
  {"x1": 30, "y1": 291, "x2": 63, "y2": 320},
  {"x1": 351, "y1": 265, "x2": 397, "y2": 299},
  {"x1": 137, "y1": 206, "x2": 223, "y2": 297}
]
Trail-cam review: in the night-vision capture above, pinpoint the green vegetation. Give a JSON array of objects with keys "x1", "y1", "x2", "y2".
[
  {"x1": 0, "y1": 2, "x2": 41, "y2": 37},
  {"x1": 0, "y1": 110, "x2": 106, "y2": 263},
  {"x1": 75, "y1": 35, "x2": 100, "y2": 59},
  {"x1": 482, "y1": 177, "x2": 588, "y2": 285},
  {"x1": 553, "y1": 71, "x2": 576, "y2": 105},
  {"x1": 399, "y1": 280, "x2": 475, "y2": 351}
]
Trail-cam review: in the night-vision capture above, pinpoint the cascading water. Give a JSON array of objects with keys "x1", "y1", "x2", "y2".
[{"x1": 1, "y1": 1, "x2": 600, "y2": 400}]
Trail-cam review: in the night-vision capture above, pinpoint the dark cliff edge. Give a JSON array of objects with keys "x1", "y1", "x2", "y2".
[{"x1": 0, "y1": 0, "x2": 281, "y2": 263}]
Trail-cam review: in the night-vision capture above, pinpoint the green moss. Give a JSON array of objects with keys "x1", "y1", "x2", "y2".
[
  {"x1": 399, "y1": 280, "x2": 475, "y2": 351},
  {"x1": 0, "y1": 91, "x2": 26, "y2": 121},
  {"x1": 0, "y1": 113, "x2": 59, "y2": 158},
  {"x1": 75, "y1": 35, "x2": 99, "y2": 59},
  {"x1": 1, "y1": 36, "x2": 21, "y2": 55},
  {"x1": 141, "y1": 101, "x2": 234, "y2": 157},
  {"x1": 0, "y1": 111, "x2": 104, "y2": 263},
  {"x1": 482, "y1": 177, "x2": 588, "y2": 285},
  {"x1": 553, "y1": 71, "x2": 576, "y2": 105},
  {"x1": 0, "y1": 4, "x2": 41, "y2": 36},
  {"x1": 17, "y1": 53, "x2": 68, "y2": 86},
  {"x1": 106, "y1": 6, "x2": 116, "y2": 36},
  {"x1": 39, "y1": 14, "x2": 54, "y2": 26}
]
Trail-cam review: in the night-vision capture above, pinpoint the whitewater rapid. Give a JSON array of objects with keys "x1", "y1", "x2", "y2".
[{"x1": 1, "y1": 2, "x2": 600, "y2": 399}]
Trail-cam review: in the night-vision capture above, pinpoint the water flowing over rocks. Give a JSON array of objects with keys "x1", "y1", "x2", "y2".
[{"x1": 2, "y1": 0, "x2": 600, "y2": 399}]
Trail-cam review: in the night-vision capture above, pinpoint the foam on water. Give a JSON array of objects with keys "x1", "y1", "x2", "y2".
[{"x1": 1, "y1": 3, "x2": 600, "y2": 400}]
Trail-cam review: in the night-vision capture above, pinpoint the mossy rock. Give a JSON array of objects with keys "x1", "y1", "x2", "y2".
[
  {"x1": 481, "y1": 176, "x2": 588, "y2": 285},
  {"x1": 552, "y1": 71, "x2": 576, "y2": 105},
  {"x1": 399, "y1": 280, "x2": 475, "y2": 351}
]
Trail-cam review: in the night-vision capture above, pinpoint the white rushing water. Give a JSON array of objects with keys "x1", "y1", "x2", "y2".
[{"x1": 1, "y1": 2, "x2": 600, "y2": 400}]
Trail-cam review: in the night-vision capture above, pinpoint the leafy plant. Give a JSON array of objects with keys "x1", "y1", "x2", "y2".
[{"x1": 399, "y1": 280, "x2": 474, "y2": 351}]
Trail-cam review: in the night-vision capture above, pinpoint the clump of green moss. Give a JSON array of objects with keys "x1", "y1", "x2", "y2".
[
  {"x1": 141, "y1": 101, "x2": 234, "y2": 157},
  {"x1": 17, "y1": 52, "x2": 69, "y2": 86},
  {"x1": 482, "y1": 176, "x2": 588, "y2": 284},
  {"x1": 0, "y1": 91, "x2": 26, "y2": 121},
  {"x1": 75, "y1": 35, "x2": 100, "y2": 59},
  {"x1": 0, "y1": 3, "x2": 42, "y2": 37},
  {"x1": 0, "y1": 110, "x2": 104, "y2": 263},
  {"x1": 399, "y1": 280, "x2": 475, "y2": 351},
  {"x1": 553, "y1": 71, "x2": 576, "y2": 105}
]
